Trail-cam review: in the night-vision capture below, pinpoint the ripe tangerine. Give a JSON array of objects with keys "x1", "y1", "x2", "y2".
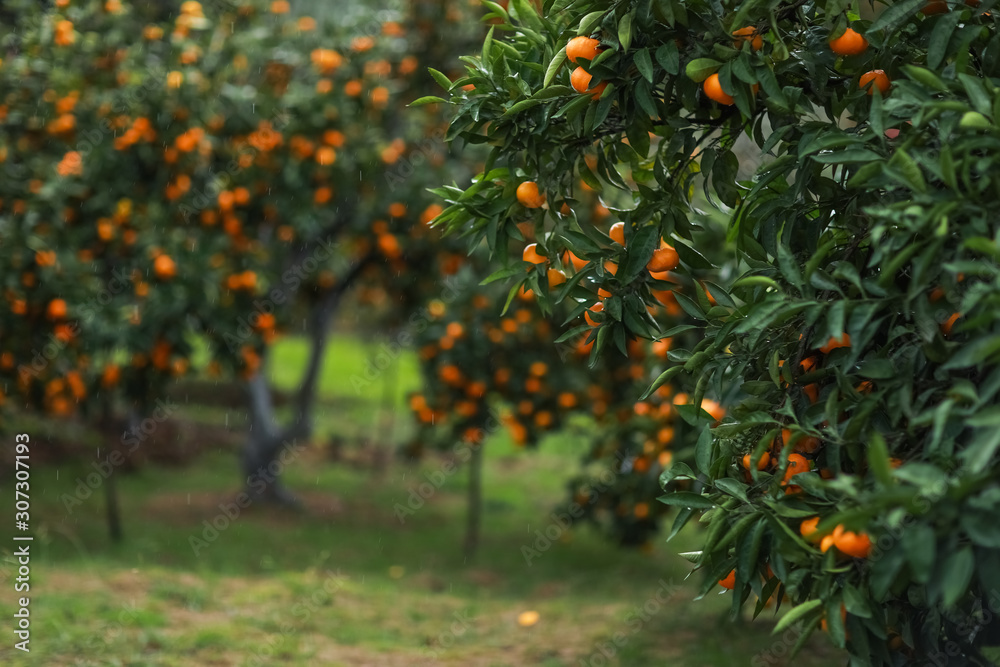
[
  {"x1": 609, "y1": 221, "x2": 626, "y2": 245},
  {"x1": 703, "y1": 73, "x2": 733, "y2": 105},
  {"x1": 732, "y1": 26, "x2": 763, "y2": 51},
  {"x1": 516, "y1": 181, "x2": 546, "y2": 208},
  {"x1": 829, "y1": 27, "x2": 868, "y2": 56},
  {"x1": 859, "y1": 70, "x2": 891, "y2": 96},
  {"x1": 570, "y1": 66, "x2": 607, "y2": 98},
  {"x1": 566, "y1": 35, "x2": 602, "y2": 63},
  {"x1": 647, "y1": 243, "x2": 679, "y2": 272},
  {"x1": 522, "y1": 243, "x2": 547, "y2": 265}
]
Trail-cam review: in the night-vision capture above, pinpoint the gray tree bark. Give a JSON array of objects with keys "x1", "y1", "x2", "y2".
[
  {"x1": 463, "y1": 443, "x2": 484, "y2": 560},
  {"x1": 240, "y1": 247, "x2": 375, "y2": 505}
]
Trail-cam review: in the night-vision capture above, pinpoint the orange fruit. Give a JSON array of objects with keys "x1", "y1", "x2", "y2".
[
  {"x1": 46, "y1": 298, "x2": 68, "y2": 321},
  {"x1": 101, "y1": 364, "x2": 121, "y2": 388},
  {"x1": 564, "y1": 250, "x2": 588, "y2": 271},
  {"x1": 859, "y1": 70, "x2": 891, "y2": 95},
  {"x1": 609, "y1": 222, "x2": 626, "y2": 245},
  {"x1": 516, "y1": 181, "x2": 546, "y2": 208},
  {"x1": 732, "y1": 26, "x2": 763, "y2": 51},
  {"x1": 921, "y1": 0, "x2": 948, "y2": 14},
  {"x1": 522, "y1": 243, "x2": 547, "y2": 265},
  {"x1": 819, "y1": 333, "x2": 851, "y2": 354},
  {"x1": 703, "y1": 73, "x2": 734, "y2": 105},
  {"x1": 153, "y1": 254, "x2": 177, "y2": 280},
  {"x1": 800, "y1": 516, "x2": 822, "y2": 542},
  {"x1": 547, "y1": 268, "x2": 567, "y2": 288},
  {"x1": 647, "y1": 243, "x2": 680, "y2": 272},
  {"x1": 783, "y1": 428, "x2": 821, "y2": 454},
  {"x1": 783, "y1": 453, "x2": 810, "y2": 482},
  {"x1": 941, "y1": 312, "x2": 961, "y2": 336},
  {"x1": 829, "y1": 27, "x2": 868, "y2": 56},
  {"x1": 742, "y1": 451, "x2": 771, "y2": 471},
  {"x1": 833, "y1": 525, "x2": 872, "y2": 558},
  {"x1": 585, "y1": 301, "x2": 604, "y2": 327},
  {"x1": 566, "y1": 36, "x2": 602, "y2": 63},
  {"x1": 719, "y1": 570, "x2": 736, "y2": 589},
  {"x1": 701, "y1": 399, "x2": 726, "y2": 422},
  {"x1": 570, "y1": 66, "x2": 607, "y2": 98}
]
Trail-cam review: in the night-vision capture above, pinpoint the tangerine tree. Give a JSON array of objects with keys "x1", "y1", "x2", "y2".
[
  {"x1": 427, "y1": 0, "x2": 1000, "y2": 663},
  {"x1": 0, "y1": 0, "x2": 480, "y2": 508}
]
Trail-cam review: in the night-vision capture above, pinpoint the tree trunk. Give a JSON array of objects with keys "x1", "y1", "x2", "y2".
[
  {"x1": 241, "y1": 369, "x2": 302, "y2": 506},
  {"x1": 463, "y1": 443, "x2": 483, "y2": 560},
  {"x1": 241, "y1": 286, "x2": 340, "y2": 506},
  {"x1": 101, "y1": 405, "x2": 136, "y2": 544},
  {"x1": 104, "y1": 466, "x2": 123, "y2": 543}
]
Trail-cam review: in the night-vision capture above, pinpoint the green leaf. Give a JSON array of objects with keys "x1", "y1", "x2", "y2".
[
  {"x1": 618, "y1": 11, "x2": 634, "y2": 52},
  {"x1": 774, "y1": 600, "x2": 823, "y2": 634},
  {"x1": 543, "y1": 49, "x2": 568, "y2": 88},
  {"x1": 695, "y1": 426, "x2": 714, "y2": 473},
  {"x1": 927, "y1": 11, "x2": 962, "y2": 70},
  {"x1": 655, "y1": 41, "x2": 680, "y2": 75},
  {"x1": 887, "y1": 148, "x2": 927, "y2": 193},
  {"x1": 500, "y1": 278, "x2": 526, "y2": 316},
  {"x1": 903, "y1": 523, "x2": 936, "y2": 585},
  {"x1": 858, "y1": 359, "x2": 895, "y2": 379},
  {"x1": 634, "y1": 48, "x2": 654, "y2": 84},
  {"x1": 732, "y1": 275, "x2": 781, "y2": 290},
  {"x1": 619, "y1": 225, "x2": 660, "y2": 282},
  {"x1": 657, "y1": 491, "x2": 716, "y2": 509},
  {"x1": 715, "y1": 477, "x2": 749, "y2": 503},
  {"x1": 960, "y1": 427, "x2": 1000, "y2": 474},
  {"x1": 866, "y1": 0, "x2": 925, "y2": 35},
  {"x1": 640, "y1": 365, "x2": 684, "y2": 400},
  {"x1": 940, "y1": 547, "x2": 975, "y2": 607},
  {"x1": 685, "y1": 58, "x2": 722, "y2": 83},
  {"x1": 867, "y1": 432, "x2": 893, "y2": 488},
  {"x1": 409, "y1": 96, "x2": 449, "y2": 107},
  {"x1": 811, "y1": 149, "x2": 882, "y2": 164},
  {"x1": 942, "y1": 336, "x2": 1000, "y2": 369},
  {"x1": 577, "y1": 10, "x2": 604, "y2": 35},
  {"x1": 902, "y1": 65, "x2": 948, "y2": 93},
  {"x1": 480, "y1": 265, "x2": 523, "y2": 285},
  {"x1": 427, "y1": 67, "x2": 454, "y2": 92}
]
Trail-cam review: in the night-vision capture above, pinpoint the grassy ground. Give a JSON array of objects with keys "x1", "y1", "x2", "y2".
[{"x1": 0, "y1": 333, "x2": 848, "y2": 666}]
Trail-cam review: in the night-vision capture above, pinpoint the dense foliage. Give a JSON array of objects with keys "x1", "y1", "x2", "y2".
[
  {"x1": 0, "y1": 0, "x2": 471, "y2": 418},
  {"x1": 428, "y1": 0, "x2": 1000, "y2": 663}
]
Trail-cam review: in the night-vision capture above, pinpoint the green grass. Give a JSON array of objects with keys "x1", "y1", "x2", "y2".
[{"x1": 0, "y1": 335, "x2": 848, "y2": 666}]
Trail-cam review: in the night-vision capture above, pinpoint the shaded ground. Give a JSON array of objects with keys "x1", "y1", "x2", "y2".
[
  {"x1": 0, "y1": 334, "x2": 850, "y2": 665},
  {"x1": 0, "y1": 443, "x2": 848, "y2": 666}
]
